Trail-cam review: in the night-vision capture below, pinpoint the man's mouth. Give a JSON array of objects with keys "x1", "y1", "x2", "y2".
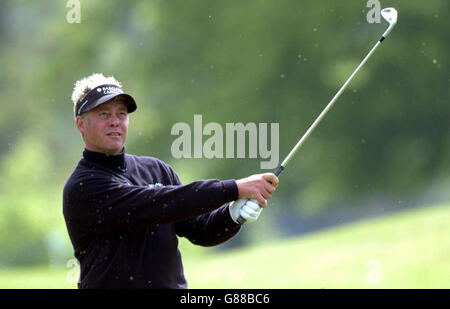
[{"x1": 106, "y1": 132, "x2": 122, "y2": 136}]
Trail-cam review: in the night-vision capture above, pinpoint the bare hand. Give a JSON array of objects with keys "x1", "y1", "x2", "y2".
[{"x1": 235, "y1": 173, "x2": 279, "y2": 207}]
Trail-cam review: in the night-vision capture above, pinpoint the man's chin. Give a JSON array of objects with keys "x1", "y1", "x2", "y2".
[{"x1": 102, "y1": 143, "x2": 125, "y2": 156}]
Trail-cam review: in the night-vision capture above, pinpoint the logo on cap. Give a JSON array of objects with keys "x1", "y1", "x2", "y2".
[{"x1": 101, "y1": 86, "x2": 122, "y2": 95}]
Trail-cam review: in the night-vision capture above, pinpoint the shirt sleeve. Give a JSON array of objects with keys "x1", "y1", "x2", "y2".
[
  {"x1": 63, "y1": 170, "x2": 239, "y2": 239},
  {"x1": 166, "y1": 165, "x2": 242, "y2": 246},
  {"x1": 174, "y1": 204, "x2": 241, "y2": 247}
]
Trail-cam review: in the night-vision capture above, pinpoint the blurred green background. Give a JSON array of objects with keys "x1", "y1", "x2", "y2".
[{"x1": 0, "y1": 0, "x2": 448, "y2": 288}]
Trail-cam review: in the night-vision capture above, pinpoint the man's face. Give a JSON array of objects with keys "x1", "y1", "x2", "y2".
[{"x1": 76, "y1": 99, "x2": 129, "y2": 155}]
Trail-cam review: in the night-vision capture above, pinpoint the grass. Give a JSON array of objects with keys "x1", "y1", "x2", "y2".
[
  {"x1": 0, "y1": 266, "x2": 76, "y2": 289},
  {"x1": 1, "y1": 203, "x2": 449, "y2": 289}
]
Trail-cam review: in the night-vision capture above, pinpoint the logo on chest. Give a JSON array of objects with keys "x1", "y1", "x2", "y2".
[{"x1": 148, "y1": 183, "x2": 164, "y2": 189}]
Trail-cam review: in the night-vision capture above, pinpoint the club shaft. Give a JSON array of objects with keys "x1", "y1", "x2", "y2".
[
  {"x1": 280, "y1": 40, "x2": 382, "y2": 169},
  {"x1": 237, "y1": 36, "x2": 388, "y2": 225}
]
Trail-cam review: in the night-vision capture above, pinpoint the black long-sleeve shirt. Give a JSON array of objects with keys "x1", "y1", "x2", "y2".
[{"x1": 63, "y1": 148, "x2": 241, "y2": 289}]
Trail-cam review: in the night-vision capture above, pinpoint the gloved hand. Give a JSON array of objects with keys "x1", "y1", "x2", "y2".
[{"x1": 228, "y1": 199, "x2": 263, "y2": 224}]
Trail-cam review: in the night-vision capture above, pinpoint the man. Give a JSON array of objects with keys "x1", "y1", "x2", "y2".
[{"x1": 63, "y1": 73, "x2": 278, "y2": 289}]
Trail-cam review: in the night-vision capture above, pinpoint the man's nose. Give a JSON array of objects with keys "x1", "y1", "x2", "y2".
[{"x1": 109, "y1": 114, "x2": 120, "y2": 126}]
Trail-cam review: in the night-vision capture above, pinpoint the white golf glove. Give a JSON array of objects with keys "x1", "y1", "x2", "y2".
[{"x1": 228, "y1": 199, "x2": 263, "y2": 224}]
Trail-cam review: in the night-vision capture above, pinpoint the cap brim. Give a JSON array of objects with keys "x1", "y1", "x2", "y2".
[{"x1": 86, "y1": 93, "x2": 137, "y2": 114}]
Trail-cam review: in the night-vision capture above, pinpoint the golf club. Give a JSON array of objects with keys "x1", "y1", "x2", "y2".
[{"x1": 237, "y1": 8, "x2": 398, "y2": 224}]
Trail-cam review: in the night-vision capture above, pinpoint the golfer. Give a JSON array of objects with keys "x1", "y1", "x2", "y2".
[{"x1": 63, "y1": 73, "x2": 278, "y2": 289}]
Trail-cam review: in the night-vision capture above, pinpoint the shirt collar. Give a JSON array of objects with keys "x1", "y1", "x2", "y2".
[{"x1": 82, "y1": 148, "x2": 127, "y2": 172}]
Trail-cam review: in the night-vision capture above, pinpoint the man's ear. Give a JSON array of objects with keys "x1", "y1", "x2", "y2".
[{"x1": 76, "y1": 115, "x2": 86, "y2": 135}]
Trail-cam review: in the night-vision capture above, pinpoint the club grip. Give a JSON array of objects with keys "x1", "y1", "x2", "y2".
[
  {"x1": 274, "y1": 165, "x2": 284, "y2": 176},
  {"x1": 236, "y1": 165, "x2": 284, "y2": 224}
]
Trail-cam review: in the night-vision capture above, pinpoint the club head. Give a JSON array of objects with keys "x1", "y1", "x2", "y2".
[
  {"x1": 381, "y1": 8, "x2": 398, "y2": 25},
  {"x1": 380, "y1": 8, "x2": 398, "y2": 39}
]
